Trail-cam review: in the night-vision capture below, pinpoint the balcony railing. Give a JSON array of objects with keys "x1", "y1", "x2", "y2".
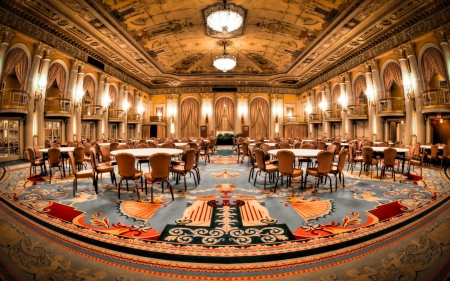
[
  {"x1": 421, "y1": 89, "x2": 450, "y2": 112},
  {"x1": 45, "y1": 97, "x2": 72, "y2": 117},
  {"x1": 377, "y1": 98, "x2": 405, "y2": 114},
  {"x1": 348, "y1": 104, "x2": 368, "y2": 118},
  {"x1": 309, "y1": 113, "x2": 323, "y2": 122},
  {"x1": 81, "y1": 104, "x2": 103, "y2": 119},
  {"x1": 324, "y1": 110, "x2": 341, "y2": 121},
  {"x1": 143, "y1": 116, "x2": 167, "y2": 123},
  {"x1": 282, "y1": 116, "x2": 308, "y2": 123},
  {"x1": 0, "y1": 89, "x2": 29, "y2": 114},
  {"x1": 109, "y1": 110, "x2": 125, "y2": 122},
  {"x1": 127, "y1": 113, "x2": 142, "y2": 123}
]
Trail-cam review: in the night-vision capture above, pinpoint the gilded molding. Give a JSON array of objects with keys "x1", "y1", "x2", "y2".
[
  {"x1": 433, "y1": 27, "x2": 447, "y2": 43},
  {"x1": 402, "y1": 42, "x2": 416, "y2": 58},
  {"x1": 1, "y1": 26, "x2": 15, "y2": 43},
  {"x1": 368, "y1": 59, "x2": 379, "y2": 72},
  {"x1": 339, "y1": 75, "x2": 346, "y2": 84},
  {"x1": 34, "y1": 42, "x2": 46, "y2": 57},
  {"x1": 43, "y1": 46, "x2": 55, "y2": 59},
  {"x1": 78, "y1": 62, "x2": 86, "y2": 73}
]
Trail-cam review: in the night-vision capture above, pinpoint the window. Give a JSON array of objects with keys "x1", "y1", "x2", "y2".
[
  {"x1": 439, "y1": 80, "x2": 448, "y2": 89},
  {"x1": 45, "y1": 121, "x2": 61, "y2": 142},
  {"x1": 0, "y1": 119, "x2": 19, "y2": 157},
  {"x1": 127, "y1": 125, "x2": 134, "y2": 139},
  {"x1": 108, "y1": 124, "x2": 118, "y2": 139},
  {"x1": 81, "y1": 123, "x2": 94, "y2": 141}
]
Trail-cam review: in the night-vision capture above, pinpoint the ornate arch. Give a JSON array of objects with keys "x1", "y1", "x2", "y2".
[
  {"x1": 46, "y1": 61, "x2": 68, "y2": 95},
  {"x1": 353, "y1": 73, "x2": 367, "y2": 104},
  {"x1": 109, "y1": 83, "x2": 119, "y2": 109},
  {"x1": 214, "y1": 96, "x2": 235, "y2": 131},
  {"x1": 418, "y1": 45, "x2": 448, "y2": 88},
  {"x1": 249, "y1": 97, "x2": 270, "y2": 138},
  {"x1": 180, "y1": 97, "x2": 200, "y2": 137},
  {"x1": 1, "y1": 45, "x2": 30, "y2": 90},
  {"x1": 83, "y1": 75, "x2": 96, "y2": 101}
]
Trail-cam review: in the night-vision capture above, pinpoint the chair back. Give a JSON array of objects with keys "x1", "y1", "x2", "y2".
[
  {"x1": 139, "y1": 139, "x2": 146, "y2": 144},
  {"x1": 254, "y1": 142, "x2": 263, "y2": 148},
  {"x1": 34, "y1": 145, "x2": 42, "y2": 158},
  {"x1": 332, "y1": 141, "x2": 341, "y2": 153},
  {"x1": 301, "y1": 143, "x2": 314, "y2": 149},
  {"x1": 100, "y1": 146, "x2": 112, "y2": 162},
  {"x1": 116, "y1": 153, "x2": 137, "y2": 177},
  {"x1": 68, "y1": 152, "x2": 77, "y2": 175},
  {"x1": 279, "y1": 143, "x2": 291, "y2": 149},
  {"x1": 383, "y1": 147, "x2": 397, "y2": 166},
  {"x1": 161, "y1": 143, "x2": 174, "y2": 148},
  {"x1": 327, "y1": 144, "x2": 336, "y2": 154},
  {"x1": 294, "y1": 142, "x2": 301, "y2": 149},
  {"x1": 241, "y1": 142, "x2": 250, "y2": 156},
  {"x1": 254, "y1": 148, "x2": 266, "y2": 169},
  {"x1": 336, "y1": 149, "x2": 348, "y2": 172},
  {"x1": 362, "y1": 147, "x2": 373, "y2": 163},
  {"x1": 148, "y1": 142, "x2": 158, "y2": 148},
  {"x1": 149, "y1": 153, "x2": 171, "y2": 178},
  {"x1": 442, "y1": 145, "x2": 449, "y2": 157},
  {"x1": 74, "y1": 147, "x2": 85, "y2": 163},
  {"x1": 117, "y1": 144, "x2": 130, "y2": 150},
  {"x1": 378, "y1": 142, "x2": 389, "y2": 147},
  {"x1": 48, "y1": 148, "x2": 61, "y2": 165},
  {"x1": 90, "y1": 150, "x2": 98, "y2": 171},
  {"x1": 316, "y1": 151, "x2": 334, "y2": 174},
  {"x1": 189, "y1": 142, "x2": 198, "y2": 149},
  {"x1": 413, "y1": 143, "x2": 421, "y2": 158},
  {"x1": 430, "y1": 144, "x2": 438, "y2": 157},
  {"x1": 408, "y1": 144, "x2": 415, "y2": 158},
  {"x1": 277, "y1": 150, "x2": 295, "y2": 174},
  {"x1": 110, "y1": 142, "x2": 120, "y2": 151},
  {"x1": 136, "y1": 143, "x2": 148, "y2": 148},
  {"x1": 184, "y1": 148, "x2": 196, "y2": 170},
  {"x1": 126, "y1": 141, "x2": 133, "y2": 148},
  {"x1": 84, "y1": 143, "x2": 91, "y2": 156},
  {"x1": 349, "y1": 143, "x2": 356, "y2": 161},
  {"x1": 27, "y1": 147, "x2": 36, "y2": 162},
  {"x1": 317, "y1": 141, "x2": 326, "y2": 150}
]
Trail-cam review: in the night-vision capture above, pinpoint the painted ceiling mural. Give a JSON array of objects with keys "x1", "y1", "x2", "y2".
[{"x1": 100, "y1": 0, "x2": 355, "y2": 75}]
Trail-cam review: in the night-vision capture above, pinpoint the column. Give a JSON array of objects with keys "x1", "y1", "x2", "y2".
[
  {"x1": 434, "y1": 27, "x2": 450, "y2": 76},
  {"x1": 173, "y1": 93, "x2": 180, "y2": 138},
  {"x1": 338, "y1": 77, "x2": 346, "y2": 138},
  {"x1": 200, "y1": 94, "x2": 206, "y2": 127},
  {"x1": 36, "y1": 47, "x2": 55, "y2": 147},
  {"x1": 307, "y1": 91, "x2": 314, "y2": 138},
  {"x1": 368, "y1": 59, "x2": 384, "y2": 141},
  {"x1": 118, "y1": 83, "x2": 126, "y2": 139},
  {"x1": 72, "y1": 62, "x2": 85, "y2": 140},
  {"x1": 96, "y1": 73, "x2": 105, "y2": 140},
  {"x1": 103, "y1": 76, "x2": 110, "y2": 139},
  {"x1": 277, "y1": 94, "x2": 283, "y2": 138},
  {"x1": 243, "y1": 93, "x2": 249, "y2": 126},
  {"x1": 65, "y1": 59, "x2": 81, "y2": 142},
  {"x1": 208, "y1": 93, "x2": 214, "y2": 137},
  {"x1": 344, "y1": 72, "x2": 354, "y2": 139},
  {"x1": 270, "y1": 94, "x2": 276, "y2": 138},
  {"x1": 166, "y1": 94, "x2": 173, "y2": 138},
  {"x1": 234, "y1": 94, "x2": 240, "y2": 134},
  {"x1": 363, "y1": 62, "x2": 376, "y2": 141},
  {"x1": 0, "y1": 27, "x2": 15, "y2": 79},
  {"x1": 134, "y1": 91, "x2": 142, "y2": 139},
  {"x1": 403, "y1": 42, "x2": 425, "y2": 144},
  {"x1": 394, "y1": 47, "x2": 413, "y2": 145},
  {"x1": 425, "y1": 118, "x2": 432, "y2": 144}
]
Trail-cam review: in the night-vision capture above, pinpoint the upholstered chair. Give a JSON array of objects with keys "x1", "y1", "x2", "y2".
[
  {"x1": 274, "y1": 150, "x2": 303, "y2": 194},
  {"x1": 380, "y1": 147, "x2": 397, "y2": 182},
  {"x1": 115, "y1": 152, "x2": 143, "y2": 199},
  {"x1": 170, "y1": 148, "x2": 197, "y2": 191},
  {"x1": 90, "y1": 149, "x2": 116, "y2": 186},
  {"x1": 74, "y1": 147, "x2": 88, "y2": 171},
  {"x1": 110, "y1": 142, "x2": 120, "y2": 151},
  {"x1": 117, "y1": 144, "x2": 130, "y2": 150},
  {"x1": 200, "y1": 144, "x2": 211, "y2": 164},
  {"x1": 360, "y1": 147, "x2": 378, "y2": 179},
  {"x1": 279, "y1": 143, "x2": 291, "y2": 149},
  {"x1": 28, "y1": 147, "x2": 46, "y2": 177},
  {"x1": 48, "y1": 147, "x2": 63, "y2": 183},
  {"x1": 408, "y1": 152, "x2": 425, "y2": 176},
  {"x1": 144, "y1": 153, "x2": 174, "y2": 203},
  {"x1": 99, "y1": 146, "x2": 116, "y2": 166},
  {"x1": 330, "y1": 149, "x2": 348, "y2": 190},
  {"x1": 316, "y1": 141, "x2": 326, "y2": 151},
  {"x1": 438, "y1": 145, "x2": 448, "y2": 167},
  {"x1": 238, "y1": 141, "x2": 250, "y2": 165},
  {"x1": 304, "y1": 151, "x2": 334, "y2": 195},
  {"x1": 247, "y1": 145, "x2": 258, "y2": 182},
  {"x1": 68, "y1": 152, "x2": 97, "y2": 196},
  {"x1": 253, "y1": 148, "x2": 278, "y2": 190},
  {"x1": 427, "y1": 145, "x2": 439, "y2": 166}
]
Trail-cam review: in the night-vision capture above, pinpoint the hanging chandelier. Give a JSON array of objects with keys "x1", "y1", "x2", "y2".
[
  {"x1": 213, "y1": 42, "x2": 236, "y2": 72},
  {"x1": 206, "y1": 0, "x2": 244, "y2": 34}
]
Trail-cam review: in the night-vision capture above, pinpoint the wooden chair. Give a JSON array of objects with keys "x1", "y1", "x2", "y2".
[
  {"x1": 90, "y1": 149, "x2": 116, "y2": 186},
  {"x1": 408, "y1": 152, "x2": 425, "y2": 177},
  {"x1": 330, "y1": 149, "x2": 348, "y2": 190},
  {"x1": 170, "y1": 148, "x2": 197, "y2": 191},
  {"x1": 48, "y1": 147, "x2": 63, "y2": 183},
  {"x1": 426, "y1": 144, "x2": 439, "y2": 166},
  {"x1": 144, "y1": 153, "x2": 174, "y2": 203},
  {"x1": 253, "y1": 148, "x2": 278, "y2": 190},
  {"x1": 274, "y1": 150, "x2": 303, "y2": 194},
  {"x1": 438, "y1": 145, "x2": 449, "y2": 167},
  {"x1": 115, "y1": 153, "x2": 143, "y2": 199},
  {"x1": 68, "y1": 152, "x2": 97, "y2": 196},
  {"x1": 304, "y1": 151, "x2": 334, "y2": 195},
  {"x1": 359, "y1": 147, "x2": 378, "y2": 179},
  {"x1": 99, "y1": 146, "x2": 116, "y2": 166},
  {"x1": 380, "y1": 147, "x2": 397, "y2": 182},
  {"x1": 28, "y1": 147, "x2": 46, "y2": 177},
  {"x1": 238, "y1": 141, "x2": 250, "y2": 165}
]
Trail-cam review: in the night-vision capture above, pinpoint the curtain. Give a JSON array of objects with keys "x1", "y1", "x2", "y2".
[
  {"x1": 109, "y1": 85, "x2": 117, "y2": 109},
  {"x1": 215, "y1": 97, "x2": 234, "y2": 130},
  {"x1": 83, "y1": 76, "x2": 95, "y2": 101},
  {"x1": 1, "y1": 48, "x2": 28, "y2": 89},
  {"x1": 383, "y1": 62, "x2": 403, "y2": 92},
  {"x1": 354, "y1": 75, "x2": 367, "y2": 104},
  {"x1": 180, "y1": 98, "x2": 199, "y2": 136},
  {"x1": 422, "y1": 47, "x2": 448, "y2": 87},
  {"x1": 250, "y1": 97, "x2": 269, "y2": 138},
  {"x1": 157, "y1": 125, "x2": 166, "y2": 138},
  {"x1": 46, "y1": 63, "x2": 66, "y2": 94},
  {"x1": 283, "y1": 125, "x2": 307, "y2": 138},
  {"x1": 333, "y1": 85, "x2": 340, "y2": 109}
]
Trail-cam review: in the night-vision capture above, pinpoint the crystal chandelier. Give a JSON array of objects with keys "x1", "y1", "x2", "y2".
[
  {"x1": 213, "y1": 42, "x2": 236, "y2": 72},
  {"x1": 206, "y1": 0, "x2": 244, "y2": 34}
]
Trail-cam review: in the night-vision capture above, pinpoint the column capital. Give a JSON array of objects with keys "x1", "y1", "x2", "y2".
[
  {"x1": 403, "y1": 41, "x2": 416, "y2": 57},
  {"x1": 433, "y1": 27, "x2": 447, "y2": 43},
  {"x1": 270, "y1": 93, "x2": 277, "y2": 100},
  {"x1": 321, "y1": 83, "x2": 330, "y2": 91},
  {"x1": 207, "y1": 93, "x2": 214, "y2": 99},
  {"x1": 363, "y1": 61, "x2": 372, "y2": 73},
  {"x1": 393, "y1": 46, "x2": 406, "y2": 59},
  {"x1": 236, "y1": 93, "x2": 242, "y2": 99},
  {"x1": 172, "y1": 93, "x2": 179, "y2": 100},
  {"x1": 339, "y1": 74, "x2": 346, "y2": 84},
  {"x1": 99, "y1": 72, "x2": 107, "y2": 82},
  {"x1": 345, "y1": 72, "x2": 351, "y2": 81},
  {"x1": 243, "y1": 93, "x2": 249, "y2": 99},
  {"x1": 200, "y1": 93, "x2": 207, "y2": 99},
  {"x1": 367, "y1": 59, "x2": 379, "y2": 72},
  {"x1": 307, "y1": 90, "x2": 313, "y2": 97},
  {"x1": 43, "y1": 46, "x2": 55, "y2": 60},
  {"x1": 77, "y1": 62, "x2": 86, "y2": 73},
  {"x1": 34, "y1": 42, "x2": 46, "y2": 58},
  {"x1": 1, "y1": 27, "x2": 15, "y2": 43},
  {"x1": 277, "y1": 94, "x2": 284, "y2": 99},
  {"x1": 104, "y1": 75, "x2": 111, "y2": 84},
  {"x1": 71, "y1": 59, "x2": 81, "y2": 72}
]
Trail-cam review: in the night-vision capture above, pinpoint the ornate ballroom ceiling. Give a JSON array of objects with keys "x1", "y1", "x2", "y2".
[{"x1": 4, "y1": 0, "x2": 440, "y2": 89}]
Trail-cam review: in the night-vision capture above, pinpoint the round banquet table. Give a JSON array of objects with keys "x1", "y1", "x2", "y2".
[
  {"x1": 98, "y1": 143, "x2": 111, "y2": 146},
  {"x1": 158, "y1": 142, "x2": 188, "y2": 147},
  {"x1": 110, "y1": 148, "x2": 183, "y2": 157},
  {"x1": 39, "y1": 147, "x2": 75, "y2": 153},
  {"x1": 268, "y1": 149, "x2": 321, "y2": 158},
  {"x1": 370, "y1": 147, "x2": 409, "y2": 153},
  {"x1": 373, "y1": 141, "x2": 394, "y2": 145},
  {"x1": 326, "y1": 142, "x2": 349, "y2": 146},
  {"x1": 420, "y1": 145, "x2": 444, "y2": 150},
  {"x1": 250, "y1": 142, "x2": 278, "y2": 147}
]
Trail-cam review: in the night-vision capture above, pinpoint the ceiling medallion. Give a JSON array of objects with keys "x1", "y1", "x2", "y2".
[
  {"x1": 205, "y1": 0, "x2": 245, "y2": 34},
  {"x1": 213, "y1": 40, "x2": 236, "y2": 72}
]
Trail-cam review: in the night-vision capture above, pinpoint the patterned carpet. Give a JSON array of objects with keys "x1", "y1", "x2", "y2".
[{"x1": 0, "y1": 146, "x2": 449, "y2": 280}]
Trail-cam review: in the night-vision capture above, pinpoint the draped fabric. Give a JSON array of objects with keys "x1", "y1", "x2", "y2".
[
  {"x1": 333, "y1": 85, "x2": 340, "y2": 109},
  {"x1": 83, "y1": 76, "x2": 95, "y2": 101},
  {"x1": 157, "y1": 125, "x2": 166, "y2": 138},
  {"x1": 283, "y1": 124, "x2": 307, "y2": 138},
  {"x1": 215, "y1": 97, "x2": 234, "y2": 130},
  {"x1": 421, "y1": 47, "x2": 448, "y2": 87},
  {"x1": 109, "y1": 85, "x2": 117, "y2": 109},
  {"x1": 181, "y1": 98, "x2": 199, "y2": 137},
  {"x1": 354, "y1": 75, "x2": 367, "y2": 104},
  {"x1": 127, "y1": 93, "x2": 133, "y2": 111},
  {"x1": 46, "y1": 63, "x2": 66, "y2": 94},
  {"x1": 383, "y1": 62, "x2": 403, "y2": 92},
  {"x1": 1, "y1": 48, "x2": 28, "y2": 89},
  {"x1": 250, "y1": 97, "x2": 269, "y2": 138}
]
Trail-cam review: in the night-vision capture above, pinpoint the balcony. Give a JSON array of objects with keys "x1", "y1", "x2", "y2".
[
  {"x1": 45, "y1": 97, "x2": 72, "y2": 118},
  {"x1": 81, "y1": 105, "x2": 103, "y2": 120},
  {"x1": 308, "y1": 113, "x2": 323, "y2": 123},
  {"x1": 127, "y1": 113, "x2": 142, "y2": 124},
  {"x1": 109, "y1": 110, "x2": 125, "y2": 123},
  {"x1": 347, "y1": 104, "x2": 368, "y2": 120},
  {"x1": 143, "y1": 116, "x2": 167, "y2": 124},
  {"x1": 324, "y1": 110, "x2": 341, "y2": 122},
  {"x1": 377, "y1": 97, "x2": 405, "y2": 117},
  {"x1": 282, "y1": 116, "x2": 308, "y2": 124},
  {"x1": 421, "y1": 89, "x2": 450, "y2": 114},
  {"x1": 0, "y1": 89, "x2": 29, "y2": 114}
]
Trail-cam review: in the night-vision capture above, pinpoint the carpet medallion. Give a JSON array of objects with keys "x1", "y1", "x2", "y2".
[{"x1": 0, "y1": 148, "x2": 449, "y2": 280}]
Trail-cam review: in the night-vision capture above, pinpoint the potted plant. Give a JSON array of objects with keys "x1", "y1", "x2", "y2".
[{"x1": 216, "y1": 133, "x2": 235, "y2": 145}]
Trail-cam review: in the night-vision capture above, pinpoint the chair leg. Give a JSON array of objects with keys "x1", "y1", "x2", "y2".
[
  {"x1": 328, "y1": 175, "x2": 332, "y2": 193},
  {"x1": 117, "y1": 178, "x2": 123, "y2": 199},
  {"x1": 274, "y1": 175, "x2": 281, "y2": 193},
  {"x1": 165, "y1": 180, "x2": 174, "y2": 201},
  {"x1": 184, "y1": 174, "x2": 187, "y2": 191},
  {"x1": 73, "y1": 179, "x2": 77, "y2": 196}
]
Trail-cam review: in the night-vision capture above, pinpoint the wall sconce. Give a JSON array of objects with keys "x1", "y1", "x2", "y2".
[
  {"x1": 305, "y1": 103, "x2": 312, "y2": 115},
  {"x1": 404, "y1": 76, "x2": 416, "y2": 111},
  {"x1": 74, "y1": 89, "x2": 85, "y2": 110},
  {"x1": 275, "y1": 114, "x2": 278, "y2": 123},
  {"x1": 33, "y1": 80, "x2": 45, "y2": 112},
  {"x1": 319, "y1": 100, "x2": 328, "y2": 112},
  {"x1": 73, "y1": 134, "x2": 77, "y2": 142},
  {"x1": 365, "y1": 87, "x2": 376, "y2": 107},
  {"x1": 206, "y1": 114, "x2": 209, "y2": 124},
  {"x1": 337, "y1": 95, "x2": 348, "y2": 111}
]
